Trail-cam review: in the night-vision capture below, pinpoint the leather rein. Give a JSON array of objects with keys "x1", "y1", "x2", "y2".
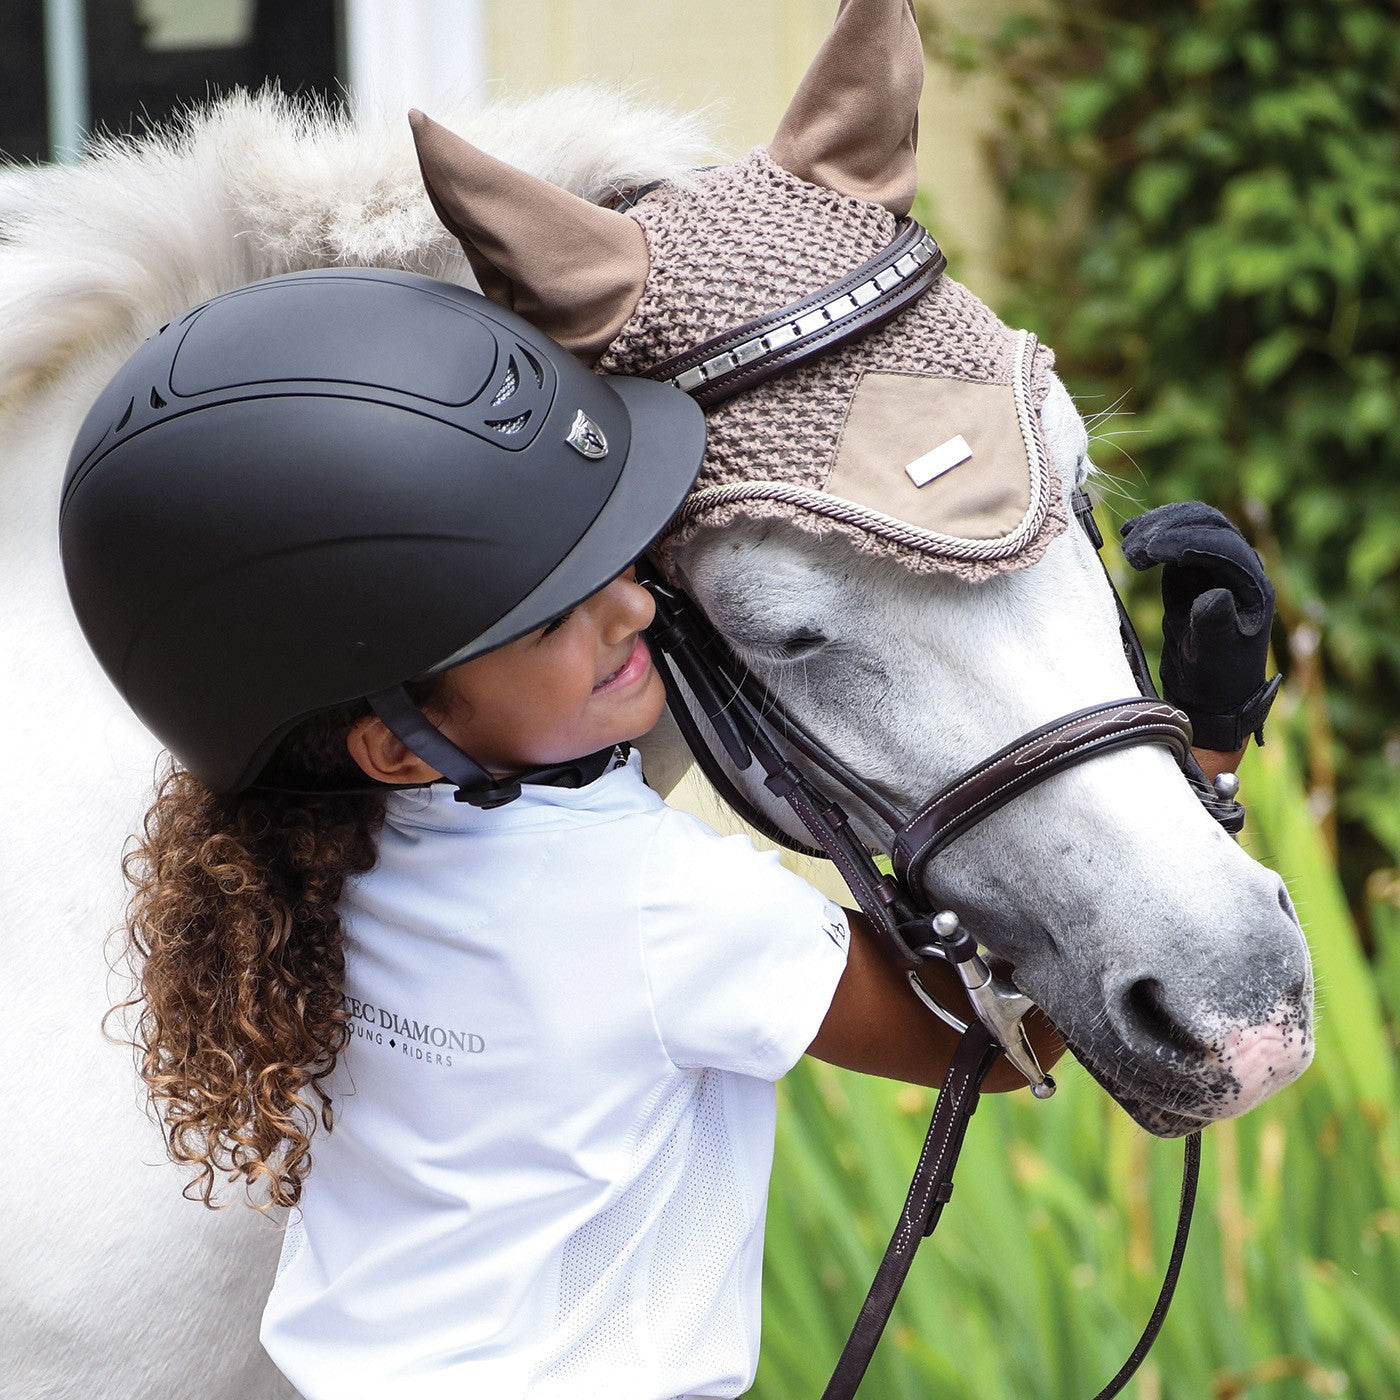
[{"x1": 636, "y1": 216, "x2": 1245, "y2": 1398}]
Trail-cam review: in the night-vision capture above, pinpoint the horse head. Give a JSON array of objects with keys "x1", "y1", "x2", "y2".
[{"x1": 409, "y1": 0, "x2": 1313, "y2": 1136}]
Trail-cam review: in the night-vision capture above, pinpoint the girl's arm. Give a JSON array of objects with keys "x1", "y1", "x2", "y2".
[{"x1": 805, "y1": 910, "x2": 1066, "y2": 1093}]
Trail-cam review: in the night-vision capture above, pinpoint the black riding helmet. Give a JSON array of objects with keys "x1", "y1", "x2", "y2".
[{"x1": 59, "y1": 268, "x2": 705, "y2": 801}]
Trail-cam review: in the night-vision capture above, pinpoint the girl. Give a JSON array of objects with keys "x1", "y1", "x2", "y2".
[{"x1": 61, "y1": 266, "x2": 1050, "y2": 1399}]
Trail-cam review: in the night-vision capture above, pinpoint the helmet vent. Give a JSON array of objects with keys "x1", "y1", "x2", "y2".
[
  {"x1": 485, "y1": 411, "x2": 531, "y2": 436},
  {"x1": 490, "y1": 358, "x2": 519, "y2": 407},
  {"x1": 115, "y1": 396, "x2": 134, "y2": 432},
  {"x1": 520, "y1": 346, "x2": 544, "y2": 388},
  {"x1": 149, "y1": 386, "x2": 167, "y2": 410}
]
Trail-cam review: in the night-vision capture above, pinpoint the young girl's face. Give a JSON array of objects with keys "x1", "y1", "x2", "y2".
[{"x1": 432, "y1": 567, "x2": 666, "y2": 773}]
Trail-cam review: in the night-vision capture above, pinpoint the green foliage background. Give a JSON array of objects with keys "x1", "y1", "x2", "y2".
[
  {"x1": 982, "y1": 0, "x2": 1400, "y2": 918},
  {"x1": 754, "y1": 2, "x2": 1400, "y2": 1396},
  {"x1": 756, "y1": 739, "x2": 1400, "y2": 1399}
]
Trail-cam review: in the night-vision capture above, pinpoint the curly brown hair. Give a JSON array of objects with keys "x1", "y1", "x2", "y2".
[{"x1": 116, "y1": 688, "x2": 434, "y2": 1209}]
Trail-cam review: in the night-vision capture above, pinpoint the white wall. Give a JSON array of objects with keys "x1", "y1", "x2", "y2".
[{"x1": 342, "y1": 0, "x2": 488, "y2": 122}]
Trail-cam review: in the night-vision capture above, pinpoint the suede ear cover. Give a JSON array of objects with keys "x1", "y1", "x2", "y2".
[
  {"x1": 409, "y1": 110, "x2": 651, "y2": 365},
  {"x1": 768, "y1": 0, "x2": 923, "y2": 216}
]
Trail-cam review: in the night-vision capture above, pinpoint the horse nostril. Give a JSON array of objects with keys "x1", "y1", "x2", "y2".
[
  {"x1": 1277, "y1": 882, "x2": 1297, "y2": 920},
  {"x1": 1123, "y1": 978, "x2": 1209, "y2": 1057}
]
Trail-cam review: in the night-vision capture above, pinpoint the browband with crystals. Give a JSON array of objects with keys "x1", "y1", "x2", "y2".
[{"x1": 643, "y1": 216, "x2": 945, "y2": 408}]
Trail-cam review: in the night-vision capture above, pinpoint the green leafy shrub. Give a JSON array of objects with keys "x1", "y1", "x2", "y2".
[{"x1": 967, "y1": 0, "x2": 1400, "y2": 914}]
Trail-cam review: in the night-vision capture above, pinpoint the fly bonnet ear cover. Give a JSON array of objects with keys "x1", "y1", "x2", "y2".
[{"x1": 411, "y1": 0, "x2": 1065, "y2": 582}]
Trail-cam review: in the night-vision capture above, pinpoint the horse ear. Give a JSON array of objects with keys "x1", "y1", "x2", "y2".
[
  {"x1": 409, "y1": 110, "x2": 650, "y2": 364},
  {"x1": 768, "y1": 0, "x2": 923, "y2": 217}
]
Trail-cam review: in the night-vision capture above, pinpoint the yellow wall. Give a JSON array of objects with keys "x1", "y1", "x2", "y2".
[{"x1": 484, "y1": 0, "x2": 1013, "y2": 302}]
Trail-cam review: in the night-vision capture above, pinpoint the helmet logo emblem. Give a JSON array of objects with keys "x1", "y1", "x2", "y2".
[{"x1": 566, "y1": 410, "x2": 608, "y2": 460}]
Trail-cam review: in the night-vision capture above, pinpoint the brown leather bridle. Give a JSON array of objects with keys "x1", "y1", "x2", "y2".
[{"x1": 636, "y1": 214, "x2": 1244, "y2": 1399}]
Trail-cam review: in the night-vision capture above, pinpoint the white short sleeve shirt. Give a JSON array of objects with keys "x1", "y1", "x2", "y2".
[{"x1": 260, "y1": 753, "x2": 848, "y2": 1399}]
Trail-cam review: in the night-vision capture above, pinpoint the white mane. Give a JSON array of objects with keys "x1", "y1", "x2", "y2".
[{"x1": 0, "y1": 84, "x2": 713, "y2": 415}]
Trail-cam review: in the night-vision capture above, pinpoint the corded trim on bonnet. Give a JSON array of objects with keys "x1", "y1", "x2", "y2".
[
  {"x1": 599, "y1": 150, "x2": 1067, "y2": 582},
  {"x1": 667, "y1": 328, "x2": 1052, "y2": 566}
]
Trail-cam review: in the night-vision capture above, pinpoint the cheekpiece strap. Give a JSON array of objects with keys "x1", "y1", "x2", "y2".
[{"x1": 643, "y1": 216, "x2": 945, "y2": 408}]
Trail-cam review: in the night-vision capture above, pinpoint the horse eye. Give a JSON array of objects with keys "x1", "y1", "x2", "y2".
[{"x1": 779, "y1": 630, "x2": 828, "y2": 660}]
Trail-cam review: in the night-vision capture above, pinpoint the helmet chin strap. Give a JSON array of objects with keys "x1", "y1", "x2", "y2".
[
  {"x1": 366, "y1": 685, "x2": 620, "y2": 808},
  {"x1": 367, "y1": 685, "x2": 517, "y2": 808}
]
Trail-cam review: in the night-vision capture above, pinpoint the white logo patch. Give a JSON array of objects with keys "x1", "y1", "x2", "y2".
[{"x1": 904, "y1": 434, "x2": 972, "y2": 489}]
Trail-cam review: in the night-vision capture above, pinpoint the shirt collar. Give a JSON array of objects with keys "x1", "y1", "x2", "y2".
[{"x1": 384, "y1": 748, "x2": 654, "y2": 834}]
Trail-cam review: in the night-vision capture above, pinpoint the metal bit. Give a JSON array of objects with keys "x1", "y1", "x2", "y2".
[{"x1": 907, "y1": 911, "x2": 1057, "y2": 1099}]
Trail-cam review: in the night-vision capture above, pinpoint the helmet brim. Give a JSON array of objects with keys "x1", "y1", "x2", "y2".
[{"x1": 430, "y1": 375, "x2": 706, "y2": 670}]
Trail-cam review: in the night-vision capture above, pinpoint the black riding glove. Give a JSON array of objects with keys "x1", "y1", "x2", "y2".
[{"x1": 1119, "y1": 502, "x2": 1281, "y2": 751}]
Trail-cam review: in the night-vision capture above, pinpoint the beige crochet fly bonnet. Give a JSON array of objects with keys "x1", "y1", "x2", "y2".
[{"x1": 410, "y1": 0, "x2": 1065, "y2": 582}]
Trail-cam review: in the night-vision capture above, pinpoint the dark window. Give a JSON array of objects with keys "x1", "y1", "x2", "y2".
[
  {"x1": 88, "y1": 0, "x2": 340, "y2": 139},
  {"x1": 0, "y1": 1, "x2": 47, "y2": 162},
  {"x1": 0, "y1": 0, "x2": 340, "y2": 165}
]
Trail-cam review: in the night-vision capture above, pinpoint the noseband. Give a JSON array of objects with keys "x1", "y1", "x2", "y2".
[{"x1": 637, "y1": 214, "x2": 1245, "y2": 1399}]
